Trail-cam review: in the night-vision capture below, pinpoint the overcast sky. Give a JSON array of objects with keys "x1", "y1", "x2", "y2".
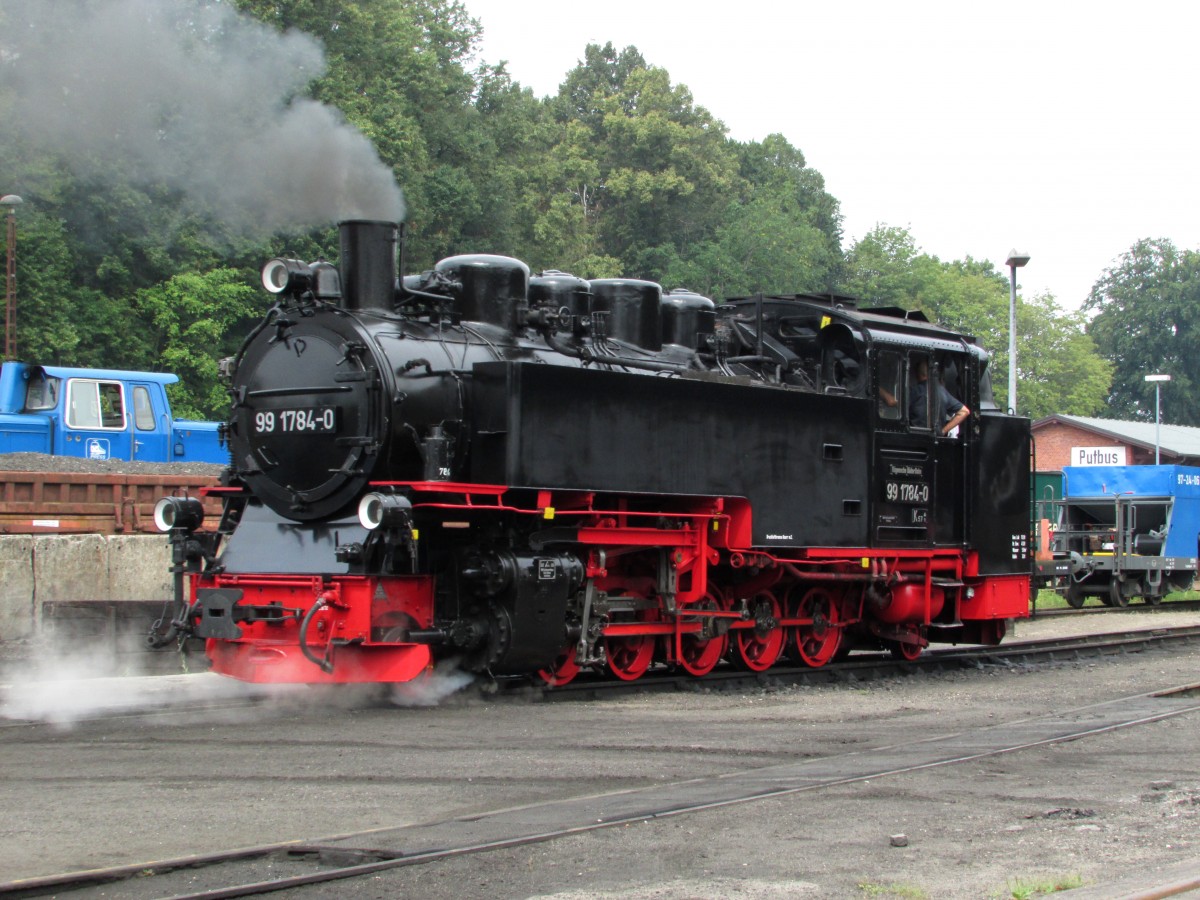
[{"x1": 464, "y1": 0, "x2": 1198, "y2": 309}]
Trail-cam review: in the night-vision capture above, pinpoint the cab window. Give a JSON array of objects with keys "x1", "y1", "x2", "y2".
[
  {"x1": 67, "y1": 379, "x2": 127, "y2": 430},
  {"x1": 907, "y1": 354, "x2": 935, "y2": 431},
  {"x1": 132, "y1": 386, "x2": 156, "y2": 431},
  {"x1": 23, "y1": 371, "x2": 59, "y2": 411},
  {"x1": 876, "y1": 351, "x2": 903, "y2": 421}
]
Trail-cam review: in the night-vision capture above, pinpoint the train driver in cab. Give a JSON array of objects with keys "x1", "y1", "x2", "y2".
[{"x1": 910, "y1": 357, "x2": 970, "y2": 436}]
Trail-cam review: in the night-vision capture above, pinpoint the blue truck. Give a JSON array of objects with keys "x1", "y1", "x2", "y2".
[
  {"x1": 1037, "y1": 465, "x2": 1200, "y2": 607},
  {"x1": 0, "y1": 362, "x2": 226, "y2": 464}
]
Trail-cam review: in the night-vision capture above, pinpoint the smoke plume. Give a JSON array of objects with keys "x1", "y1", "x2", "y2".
[{"x1": 0, "y1": 0, "x2": 405, "y2": 235}]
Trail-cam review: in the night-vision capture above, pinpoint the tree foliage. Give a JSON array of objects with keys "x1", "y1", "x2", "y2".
[
  {"x1": 1085, "y1": 238, "x2": 1200, "y2": 424},
  {"x1": 134, "y1": 269, "x2": 260, "y2": 418}
]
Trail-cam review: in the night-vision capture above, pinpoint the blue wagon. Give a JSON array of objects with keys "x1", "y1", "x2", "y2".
[{"x1": 1040, "y1": 465, "x2": 1200, "y2": 606}]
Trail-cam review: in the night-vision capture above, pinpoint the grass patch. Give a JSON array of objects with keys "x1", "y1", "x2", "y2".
[
  {"x1": 999, "y1": 873, "x2": 1084, "y2": 897},
  {"x1": 858, "y1": 880, "x2": 929, "y2": 899},
  {"x1": 1032, "y1": 590, "x2": 1070, "y2": 611},
  {"x1": 1031, "y1": 588, "x2": 1200, "y2": 613}
]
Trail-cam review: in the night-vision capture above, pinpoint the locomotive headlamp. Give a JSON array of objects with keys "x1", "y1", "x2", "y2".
[
  {"x1": 153, "y1": 496, "x2": 205, "y2": 534},
  {"x1": 261, "y1": 258, "x2": 313, "y2": 295},
  {"x1": 358, "y1": 492, "x2": 413, "y2": 531}
]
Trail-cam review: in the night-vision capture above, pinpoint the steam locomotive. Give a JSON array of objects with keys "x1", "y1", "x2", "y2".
[{"x1": 151, "y1": 219, "x2": 1032, "y2": 685}]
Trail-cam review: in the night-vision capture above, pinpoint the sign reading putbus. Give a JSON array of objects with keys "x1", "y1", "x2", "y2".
[{"x1": 1071, "y1": 446, "x2": 1126, "y2": 467}]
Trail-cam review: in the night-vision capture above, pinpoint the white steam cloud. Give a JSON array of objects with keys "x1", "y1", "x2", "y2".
[
  {"x1": 0, "y1": 0, "x2": 405, "y2": 234},
  {"x1": 388, "y1": 658, "x2": 475, "y2": 707},
  {"x1": 0, "y1": 641, "x2": 476, "y2": 728},
  {"x1": 0, "y1": 643, "x2": 275, "y2": 729}
]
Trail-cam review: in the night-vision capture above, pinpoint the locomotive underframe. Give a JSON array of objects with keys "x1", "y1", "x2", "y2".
[{"x1": 185, "y1": 482, "x2": 1028, "y2": 684}]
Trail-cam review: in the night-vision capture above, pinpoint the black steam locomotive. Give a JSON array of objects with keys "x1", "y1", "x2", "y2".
[{"x1": 152, "y1": 220, "x2": 1032, "y2": 685}]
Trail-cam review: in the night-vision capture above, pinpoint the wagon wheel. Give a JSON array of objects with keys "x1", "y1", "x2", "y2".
[
  {"x1": 731, "y1": 590, "x2": 785, "y2": 672},
  {"x1": 1107, "y1": 577, "x2": 1133, "y2": 608},
  {"x1": 789, "y1": 585, "x2": 843, "y2": 668},
  {"x1": 889, "y1": 626, "x2": 925, "y2": 661},
  {"x1": 1143, "y1": 591, "x2": 1164, "y2": 606},
  {"x1": 605, "y1": 614, "x2": 656, "y2": 682},
  {"x1": 537, "y1": 644, "x2": 581, "y2": 687},
  {"x1": 676, "y1": 590, "x2": 728, "y2": 677}
]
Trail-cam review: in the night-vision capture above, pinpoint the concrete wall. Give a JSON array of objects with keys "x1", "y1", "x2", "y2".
[{"x1": 0, "y1": 534, "x2": 171, "y2": 640}]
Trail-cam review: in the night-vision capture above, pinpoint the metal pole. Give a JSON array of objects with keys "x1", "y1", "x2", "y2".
[
  {"x1": 1, "y1": 195, "x2": 22, "y2": 361},
  {"x1": 4, "y1": 207, "x2": 14, "y2": 360},
  {"x1": 1146, "y1": 373, "x2": 1170, "y2": 465},
  {"x1": 1007, "y1": 264, "x2": 1017, "y2": 414},
  {"x1": 1155, "y1": 382, "x2": 1161, "y2": 465}
]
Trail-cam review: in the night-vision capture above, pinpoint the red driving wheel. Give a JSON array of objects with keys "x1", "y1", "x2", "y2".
[
  {"x1": 731, "y1": 589, "x2": 785, "y2": 672},
  {"x1": 537, "y1": 643, "x2": 581, "y2": 687},
  {"x1": 676, "y1": 589, "x2": 728, "y2": 677},
  {"x1": 789, "y1": 585, "x2": 843, "y2": 668}
]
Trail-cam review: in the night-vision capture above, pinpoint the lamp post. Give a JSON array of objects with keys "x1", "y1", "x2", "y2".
[
  {"x1": 1145, "y1": 373, "x2": 1171, "y2": 465},
  {"x1": 1005, "y1": 250, "x2": 1030, "y2": 414},
  {"x1": 0, "y1": 194, "x2": 23, "y2": 361}
]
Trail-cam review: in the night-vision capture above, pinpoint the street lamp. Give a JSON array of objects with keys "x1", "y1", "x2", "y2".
[
  {"x1": 1005, "y1": 250, "x2": 1030, "y2": 414},
  {"x1": 0, "y1": 194, "x2": 23, "y2": 361},
  {"x1": 1145, "y1": 373, "x2": 1171, "y2": 465}
]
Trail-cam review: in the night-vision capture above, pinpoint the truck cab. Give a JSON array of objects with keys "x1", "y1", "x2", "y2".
[{"x1": 0, "y1": 362, "x2": 226, "y2": 464}]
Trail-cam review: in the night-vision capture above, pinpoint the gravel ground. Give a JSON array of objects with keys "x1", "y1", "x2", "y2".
[
  {"x1": 3, "y1": 610, "x2": 1200, "y2": 899},
  {"x1": 0, "y1": 451, "x2": 225, "y2": 477},
  {"x1": 279, "y1": 630, "x2": 1200, "y2": 900}
]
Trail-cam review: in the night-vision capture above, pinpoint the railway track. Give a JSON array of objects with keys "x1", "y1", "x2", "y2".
[
  {"x1": 3, "y1": 624, "x2": 1199, "y2": 898},
  {"x1": 533, "y1": 622, "x2": 1200, "y2": 700}
]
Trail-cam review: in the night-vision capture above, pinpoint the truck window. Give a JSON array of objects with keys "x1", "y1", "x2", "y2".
[
  {"x1": 23, "y1": 371, "x2": 59, "y2": 411},
  {"x1": 67, "y1": 379, "x2": 126, "y2": 430},
  {"x1": 132, "y1": 386, "x2": 155, "y2": 431}
]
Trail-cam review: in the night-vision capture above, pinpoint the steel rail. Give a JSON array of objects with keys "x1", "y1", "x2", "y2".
[{"x1": 535, "y1": 623, "x2": 1200, "y2": 701}]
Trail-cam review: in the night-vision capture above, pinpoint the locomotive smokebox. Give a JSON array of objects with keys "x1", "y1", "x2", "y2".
[
  {"x1": 435, "y1": 255, "x2": 530, "y2": 331},
  {"x1": 339, "y1": 220, "x2": 399, "y2": 311}
]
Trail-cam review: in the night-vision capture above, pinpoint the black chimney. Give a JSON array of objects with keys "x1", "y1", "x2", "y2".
[{"x1": 338, "y1": 220, "x2": 399, "y2": 311}]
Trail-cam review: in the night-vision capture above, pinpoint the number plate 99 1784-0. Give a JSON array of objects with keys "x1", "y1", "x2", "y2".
[
  {"x1": 253, "y1": 408, "x2": 337, "y2": 434},
  {"x1": 884, "y1": 481, "x2": 930, "y2": 504}
]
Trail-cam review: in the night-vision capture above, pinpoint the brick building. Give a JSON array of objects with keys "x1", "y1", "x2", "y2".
[{"x1": 1032, "y1": 415, "x2": 1200, "y2": 470}]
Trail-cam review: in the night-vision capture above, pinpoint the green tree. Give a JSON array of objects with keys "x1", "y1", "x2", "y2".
[
  {"x1": 549, "y1": 44, "x2": 740, "y2": 279},
  {"x1": 1085, "y1": 237, "x2": 1200, "y2": 424},
  {"x1": 134, "y1": 269, "x2": 259, "y2": 419},
  {"x1": 1014, "y1": 294, "x2": 1112, "y2": 420}
]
